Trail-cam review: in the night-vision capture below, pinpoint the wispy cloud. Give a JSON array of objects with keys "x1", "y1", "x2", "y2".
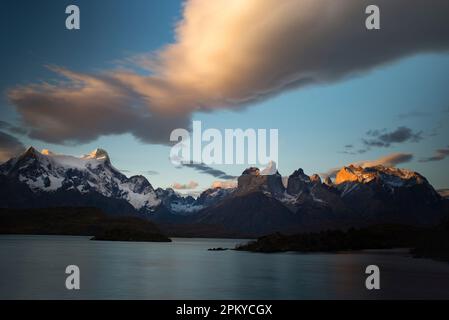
[
  {"x1": 359, "y1": 153, "x2": 414, "y2": 168},
  {"x1": 0, "y1": 131, "x2": 25, "y2": 163},
  {"x1": 211, "y1": 180, "x2": 238, "y2": 189},
  {"x1": 0, "y1": 121, "x2": 27, "y2": 135},
  {"x1": 419, "y1": 146, "x2": 449, "y2": 163},
  {"x1": 142, "y1": 170, "x2": 159, "y2": 176},
  {"x1": 181, "y1": 162, "x2": 237, "y2": 180},
  {"x1": 363, "y1": 126, "x2": 423, "y2": 148},
  {"x1": 7, "y1": 0, "x2": 449, "y2": 145},
  {"x1": 396, "y1": 110, "x2": 430, "y2": 119}
]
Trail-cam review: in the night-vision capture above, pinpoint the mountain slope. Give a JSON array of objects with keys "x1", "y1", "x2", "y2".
[
  {"x1": 0, "y1": 147, "x2": 162, "y2": 215},
  {"x1": 196, "y1": 164, "x2": 445, "y2": 236},
  {"x1": 334, "y1": 165, "x2": 442, "y2": 225},
  {"x1": 196, "y1": 191, "x2": 299, "y2": 236}
]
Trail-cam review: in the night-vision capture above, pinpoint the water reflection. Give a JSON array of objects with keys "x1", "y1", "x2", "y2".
[{"x1": 0, "y1": 236, "x2": 448, "y2": 299}]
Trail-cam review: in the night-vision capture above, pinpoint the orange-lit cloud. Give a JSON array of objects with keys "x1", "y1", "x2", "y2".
[
  {"x1": 172, "y1": 180, "x2": 199, "y2": 190},
  {"x1": 211, "y1": 180, "x2": 238, "y2": 189},
  {"x1": 8, "y1": 0, "x2": 449, "y2": 145}
]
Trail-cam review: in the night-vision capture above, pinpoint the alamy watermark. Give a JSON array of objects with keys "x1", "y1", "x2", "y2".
[
  {"x1": 365, "y1": 265, "x2": 380, "y2": 290},
  {"x1": 170, "y1": 121, "x2": 278, "y2": 169},
  {"x1": 65, "y1": 265, "x2": 80, "y2": 290},
  {"x1": 64, "y1": 4, "x2": 380, "y2": 31}
]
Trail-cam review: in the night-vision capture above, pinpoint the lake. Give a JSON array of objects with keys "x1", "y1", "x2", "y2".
[{"x1": 0, "y1": 235, "x2": 448, "y2": 299}]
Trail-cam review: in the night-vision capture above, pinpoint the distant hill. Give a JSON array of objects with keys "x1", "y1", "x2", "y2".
[{"x1": 0, "y1": 207, "x2": 171, "y2": 242}]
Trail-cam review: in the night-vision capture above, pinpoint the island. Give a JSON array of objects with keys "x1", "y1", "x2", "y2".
[{"x1": 235, "y1": 220, "x2": 449, "y2": 263}]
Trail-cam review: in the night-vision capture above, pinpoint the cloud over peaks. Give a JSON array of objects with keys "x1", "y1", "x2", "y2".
[
  {"x1": 181, "y1": 162, "x2": 237, "y2": 180},
  {"x1": 324, "y1": 152, "x2": 414, "y2": 178},
  {"x1": 8, "y1": 0, "x2": 449, "y2": 145}
]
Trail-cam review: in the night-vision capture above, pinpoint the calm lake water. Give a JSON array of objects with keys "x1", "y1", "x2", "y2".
[{"x1": 0, "y1": 235, "x2": 448, "y2": 300}]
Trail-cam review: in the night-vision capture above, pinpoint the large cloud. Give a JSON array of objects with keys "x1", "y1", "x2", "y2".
[
  {"x1": 8, "y1": 67, "x2": 190, "y2": 145},
  {"x1": 8, "y1": 0, "x2": 449, "y2": 145},
  {"x1": 0, "y1": 131, "x2": 25, "y2": 162}
]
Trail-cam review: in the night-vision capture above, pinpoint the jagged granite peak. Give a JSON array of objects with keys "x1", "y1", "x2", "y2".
[
  {"x1": 310, "y1": 174, "x2": 322, "y2": 184},
  {"x1": 127, "y1": 175, "x2": 154, "y2": 193},
  {"x1": 0, "y1": 146, "x2": 162, "y2": 213},
  {"x1": 290, "y1": 168, "x2": 310, "y2": 181},
  {"x1": 335, "y1": 165, "x2": 427, "y2": 187},
  {"x1": 0, "y1": 146, "x2": 46, "y2": 177},
  {"x1": 242, "y1": 167, "x2": 260, "y2": 176},
  {"x1": 286, "y1": 168, "x2": 311, "y2": 195},
  {"x1": 323, "y1": 176, "x2": 334, "y2": 187},
  {"x1": 82, "y1": 148, "x2": 110, "y2": 162},
  {"x1": 197, "y1": 186, "x2": 235, "y2": 206},
  {"x1": 23, "y1": 146, "x2": 39, "y2": 156},
  {"x1": 155, "y1": 187, "x2": 203, "y2": 214},
  {"x1": 237, "y1": 167, "x2": 285, "y2": 196},
  {"x1": 260, "y1": 161, "x2": 278, "y2": 176},
  {"x1": 333, "y1": 165, "x2": 442, "y2": 225},
  {"x1": 200, "y1": 164, "x2": 445, "y2": 235}
]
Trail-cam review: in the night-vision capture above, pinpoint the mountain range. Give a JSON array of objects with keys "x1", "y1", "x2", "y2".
[{"x1": 0, "y1": 147, "x2": 446, "y2": 237}]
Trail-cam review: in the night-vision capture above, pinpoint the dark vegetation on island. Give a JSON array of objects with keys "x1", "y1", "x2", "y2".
[
  {"x1": 235, "y1": 217, "x2": 449, "y2": 262},
  {"x1": 411, "y1": 216, "x2": 449, "y2": 262},
  {"x1": 208, "y1": 247, "x2": 229, "y2": 251},
  {"x1": 0, "y1": 207, "x2": 171, "y2": 242}
]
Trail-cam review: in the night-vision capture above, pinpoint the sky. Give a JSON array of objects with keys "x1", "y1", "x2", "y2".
[{"x1": 1, "y1": 0, "x2": 449, "y2": 194}]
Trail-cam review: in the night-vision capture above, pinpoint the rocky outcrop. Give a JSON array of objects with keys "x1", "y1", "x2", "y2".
[
  {"x1": 323, "y1": 176, "x2": 334, "y2": 187},
  {"x1": 286, "y1": 169, "x2": 310, "y2": 195},
  {"x1": 335, "y1": 165, "x2": 428, "y2": 186},
  {"x1": 237, "y1": 167, "x2": 285, "y2": 196},
  {"x1": 310, "y1": 174, "x2": 322, "y2": 184}
]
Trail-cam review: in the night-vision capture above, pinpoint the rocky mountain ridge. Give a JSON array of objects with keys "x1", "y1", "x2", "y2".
[{"x1": 0, "y1": 147, "x2": 445, "y2": 236}]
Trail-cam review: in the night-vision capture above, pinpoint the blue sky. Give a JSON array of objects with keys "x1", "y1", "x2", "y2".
[{"x1": 1, "y1": 0, "x2": 449, "y2": 193}]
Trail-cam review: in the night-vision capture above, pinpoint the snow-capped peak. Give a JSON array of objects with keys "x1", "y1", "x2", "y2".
[
  {"x1": 260, "y1": 160, "x2": 278, "y2": 176},
  {"x1": 0, "y1": 146, "x2": 162, "y2": 212},
  {"x1": 82, "y1": 148, "x2": 110, "y2": 161}
]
